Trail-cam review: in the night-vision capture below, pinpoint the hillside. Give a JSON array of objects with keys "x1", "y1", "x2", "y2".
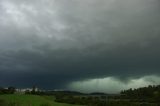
[{"x1": 0, "y1": 94, "x2": 83, "y2": 106}]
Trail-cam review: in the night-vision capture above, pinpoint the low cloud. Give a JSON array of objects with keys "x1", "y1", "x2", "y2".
[{"x1": 69, "y1": 75, "x2": 160, "y2": 93}]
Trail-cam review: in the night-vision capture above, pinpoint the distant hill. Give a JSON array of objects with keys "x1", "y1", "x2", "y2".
[
  {"x1": 89, "y1": 92, "x2": 107, "y2": 95},
  {"x1": 41, "y1": 90, "x2": 86, "y2": 96}
]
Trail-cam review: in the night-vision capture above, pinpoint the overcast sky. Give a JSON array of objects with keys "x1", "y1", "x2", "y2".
[{"x1": 0, "y1": 0, "x2": 160, "y2": 93}]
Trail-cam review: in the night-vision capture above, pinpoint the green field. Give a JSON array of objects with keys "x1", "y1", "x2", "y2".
[{"x1": 0, "y1": 94, "x2": 83, "y2": 106}]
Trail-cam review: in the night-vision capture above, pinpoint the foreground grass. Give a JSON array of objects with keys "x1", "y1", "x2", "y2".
[{"x1": 0, "y1": 94, "x2": 83, "y2": 106}]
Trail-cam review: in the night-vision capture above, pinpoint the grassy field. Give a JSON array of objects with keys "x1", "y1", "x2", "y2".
[{"x1": 0, "y1": 94, "x2": 83, "y2": 106}]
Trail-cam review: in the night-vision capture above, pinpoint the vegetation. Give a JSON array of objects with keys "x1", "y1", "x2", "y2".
[
  {"x1": 0, "y1": 85, "x2": 160, "y2": 106},
  {"x1": 120, "y1": 85, "x2": 160, "y2": 102},
  {"x1": 55, "y1": 85, "x2": 160, "y2": 106},
  {"x1": 0, "y1": 94, "x2": 83, "y2": 106},
  {"x1": 0, "y1": 86, "x2": 15, "y2": 94}
]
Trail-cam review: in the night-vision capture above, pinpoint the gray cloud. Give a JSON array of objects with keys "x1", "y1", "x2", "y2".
[{"x1": 0, "y1": 0, "x2": 160, "y2": 91}]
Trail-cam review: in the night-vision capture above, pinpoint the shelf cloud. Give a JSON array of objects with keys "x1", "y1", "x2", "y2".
[{"x1": 0, "y1": 0, "x2": 160, "y2": 92}]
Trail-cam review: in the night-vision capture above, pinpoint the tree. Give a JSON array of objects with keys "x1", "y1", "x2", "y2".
[
  {"x1": 31, "y1": 86, "x2": 37, "y2": 94},
  {"x1": 8, "y1": 86, "x2": 16, "y2": 94}
]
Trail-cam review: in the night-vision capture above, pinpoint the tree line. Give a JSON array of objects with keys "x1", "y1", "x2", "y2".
[
  {"x1": 0, "y1": 87, "x2": 15, "y2": 94},
  {"x1": 120, "y1": 85, "x2": 160, "y2": 102}
]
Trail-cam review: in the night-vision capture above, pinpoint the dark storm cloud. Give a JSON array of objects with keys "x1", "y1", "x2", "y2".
[{"x1": 0, "y1": 0, "x2": 160, "y2": 90}]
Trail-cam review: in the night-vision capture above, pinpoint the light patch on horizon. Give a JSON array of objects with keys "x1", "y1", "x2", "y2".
[{"x1": 68, "y1": 75, "x2": 160, "y2": 93}]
